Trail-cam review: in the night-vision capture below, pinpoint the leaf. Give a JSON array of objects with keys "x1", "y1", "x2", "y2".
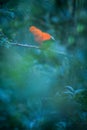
[
  {"x1": 64, "y1": 91, "x2": 74, "y2": 96},
  {"x1": 77, "y1": 24, "x2": 85, "y2": 33},
  {"x1": 65, "y1": 86, "x2": 74, "y2": 92},
  {"x1": 68, "y1": 36, "x2": 75, "y2": 45},
  {"x1": 75, "y1": 88, "x2": 85, "y2": 94}
]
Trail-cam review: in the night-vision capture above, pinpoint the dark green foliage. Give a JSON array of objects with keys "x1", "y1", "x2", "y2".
[{"x1": 0, "y1": 0, "x2": 87, "y2": 130}]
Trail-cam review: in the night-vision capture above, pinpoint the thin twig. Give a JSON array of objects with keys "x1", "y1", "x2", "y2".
[
  {"x1": 49, "y1": 49, "x2": 66, "y2": 55},
  {"x1": 12, "y1": 43, "x2": 40, "y2": 49},
  {"x1": 11, "y1": 43, "x2": 67, "y2": 55}
]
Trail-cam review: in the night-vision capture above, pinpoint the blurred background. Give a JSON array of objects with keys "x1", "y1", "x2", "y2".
[{"x1": 0, "y1": 0, "x2": 87, "y2": 130}]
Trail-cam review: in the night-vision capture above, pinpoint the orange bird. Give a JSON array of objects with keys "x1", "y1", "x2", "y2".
[{"x1": 29, "y1": 26, "x2": 54, "y2": 43}]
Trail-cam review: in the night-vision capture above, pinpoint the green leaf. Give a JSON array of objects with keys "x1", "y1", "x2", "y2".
[
  {"x1": 77, "y1": 24, "x2": 85, "y2": 33},
  {"x1": 68, "y1": 36, "x2": 75, "y2": 45}
]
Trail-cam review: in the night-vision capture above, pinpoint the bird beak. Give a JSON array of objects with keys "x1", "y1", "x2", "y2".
[{"x1": 51, "y1": 36, "x2": 55, "y2": 41}]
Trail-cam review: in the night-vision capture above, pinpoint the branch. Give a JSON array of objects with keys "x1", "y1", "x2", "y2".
[
  {"x1": 11, "y1": 43, "x2": 66, "y2": 55},
  {"x1": 1, "y1": 31, "x2": 66, "y2": 55},
  {"x1": 11, "y1": 43, "x2": 40, "y2": 49}
]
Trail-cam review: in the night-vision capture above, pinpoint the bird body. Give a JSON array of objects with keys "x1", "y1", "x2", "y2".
[{"x1": 29, "y1": 26, "x2": 52, "y2": 43}]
